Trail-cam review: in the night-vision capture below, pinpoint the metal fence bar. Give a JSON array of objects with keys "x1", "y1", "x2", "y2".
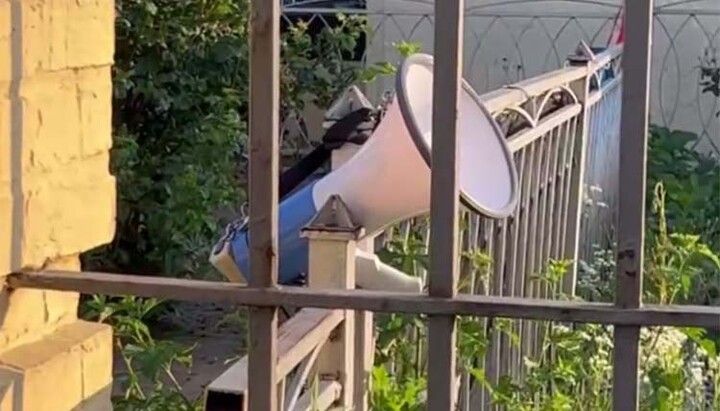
[
  {"x1": 563, "y1": 65, "x2": 592, "y2": 296},
  {"x1": 613, "y1": 0, "x2": 654, "y2": 410},
  {"x1": 248, "y1": 0, "x2": 281, "y2": 409},
  {"x1": 10, "y1": 271, "x2": 720, "y2": 327},
  {"x1": 428, "y1": 0, "x2": 464, "y2": 408}
]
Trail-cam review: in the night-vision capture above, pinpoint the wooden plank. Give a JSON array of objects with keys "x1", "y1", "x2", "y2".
[
  {"x1": 10, "y1": 271, "x2": 720, "y2": 327},
  {"x1": 284, "y1": 344, "x2": 322, "y2": 411},
  {"x1": 294, "y1": 380, "x2": 342, "y2": 411},
  {"x1": 204, "y1": 308, "x2": 342, "y2": 410},
  {"x1": 428, "y1": 0, "x2": 464, "y2": 410},
  {"x1": 247, "y1": 0, "x2": 281, "y2": 408},
  {"x1": 248, "y1": 311, "x2": 278, "y2": 411},
  {"x1": 613, "y1": 1, "x2": 654, "y2": 410},
  {"x1": 277, "y1": 309, "x2": 344, "y2": 377}
]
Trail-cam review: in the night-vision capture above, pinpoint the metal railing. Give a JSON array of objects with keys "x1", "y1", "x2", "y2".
[{"x1": 281, "y1": 1, "x2": 720, "y2": 157}]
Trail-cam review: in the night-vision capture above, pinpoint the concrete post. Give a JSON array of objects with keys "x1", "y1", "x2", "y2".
[
  {"x1": 301, "y1": 195, "x2": 364, "y2": 409},
  {"x1": 330, "y1": 142, "x2": 376, "y2": 411},
  {"x1": 0, "y1": 1, "x2": 116, "y2": 409}
]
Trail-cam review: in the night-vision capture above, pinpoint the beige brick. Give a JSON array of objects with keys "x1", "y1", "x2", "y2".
[
  {"x1": 0, "y1": 191, "x2": 11, "y2": 275},
  {"x1": 0, "y1": 287, "x2": 48, "y2": 350},
  {"x1": 0, "y1": 101, "x2": 9, "y2": 184},
  {"x1": 0, "y1": 255, "x2": 87, "y2": 354},
  {"x1": 66, "y1": 0, "x2": 115, "y2": 68},
  {"x1": 78, "y1": 67, "x2": 112, "y2": 157},
  {"x1": 78, "y1": 324, "x2": 113, "y2": 400},
  {"x1": 2, "y1": 0, "x2": 113, "y2": 78},
  {"x1": 8, "y1": 67, "x2": 113, "y2": 174},
  {"x1": 20, "y1": 70, "x2": 82, "y2": 172},
  {"x1": 21, "y1": 154, "x2": 116, "y2": 267},
  {"x1": 19, "y1": 0, "x2": 53, "y2": 76},
  {"x1": 0, "y1": 321, "x2": 113, "y2": 411},
  {"x1": 42, "y1": 255, "x2": 80, "y2": 326},
  {"x1": 0, "y1": 0, "x2": 10, "y2": 83},
  {"x1": 1, "y1": 158, "x2": 116, "y2": 273}
]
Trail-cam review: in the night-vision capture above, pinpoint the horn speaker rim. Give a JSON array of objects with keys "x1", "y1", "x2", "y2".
[{"x1": 395, "y1": 53, "x2": 519, "y2": 219}]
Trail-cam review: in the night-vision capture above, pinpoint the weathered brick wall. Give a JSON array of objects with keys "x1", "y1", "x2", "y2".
[{"x1": 0, "y1": 1, "x2": 116, "y2": 409}]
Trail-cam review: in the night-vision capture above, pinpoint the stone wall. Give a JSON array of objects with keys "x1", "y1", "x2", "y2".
[{"x1": 0, "y1": 0, "x2": 116, "y2": 409}]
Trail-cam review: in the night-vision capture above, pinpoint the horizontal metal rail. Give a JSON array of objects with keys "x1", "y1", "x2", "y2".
[
  {"x1": 281, "y1": 7, "x2": 720, "y2": 18},
  {"x1": 10, "y1": 271, "x2": 720, "y2": 328}
]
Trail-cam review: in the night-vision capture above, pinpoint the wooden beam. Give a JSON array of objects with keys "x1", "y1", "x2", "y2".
[
  {"x1": 10, "y1": 271, "x2": 720, "y2": 328},
  {"x1": 277, "y1": 308, "x2": 344, "y2": 378},
  {"x1": 613, "y1": 1, "x2": 654, "y2": 410},
  {"x1": 428, "y1": 0, "x2": 464, "y2": 409},
  {"x1": 294, "y1": 381, "x2": 342, "y2": 411},
  {"x1": 204, "y1": 308, "x2": 342, "y2": 410},
  {"x1": 248, "y1": 0, "x2": 281, "y2": 408}
]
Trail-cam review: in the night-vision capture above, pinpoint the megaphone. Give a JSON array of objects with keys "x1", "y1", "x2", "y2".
[{"x1": 210, "y1": 53, "x2": 519, "y2": 291}]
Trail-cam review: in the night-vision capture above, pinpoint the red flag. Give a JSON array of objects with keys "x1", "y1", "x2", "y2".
[{"x1": 609, "y1": 7, "x2": 625, "y2": 45}]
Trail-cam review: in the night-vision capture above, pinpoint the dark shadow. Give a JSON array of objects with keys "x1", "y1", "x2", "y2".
[
  {"x1": 204, "y1": 391, "x2": 246, "y2": 411},
  {"x1": 71, "y1": 382, "x2": 113, "y2": 411},
  {"x1": 1, "y1": 0, "x2": 25, "y2": 327}
]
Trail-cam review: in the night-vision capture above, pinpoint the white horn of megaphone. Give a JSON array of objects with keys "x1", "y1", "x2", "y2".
[{"x1": 210, "y1": 53, "x2": 519, "y2": 292}]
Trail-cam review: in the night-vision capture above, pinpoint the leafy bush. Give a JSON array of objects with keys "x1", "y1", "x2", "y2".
[
  {"x1": 647, "y1": 125, "x2": 720, "y2": 253},
  {"x1": 82, "y1": 0, "x2": 371, "y2": 278}
]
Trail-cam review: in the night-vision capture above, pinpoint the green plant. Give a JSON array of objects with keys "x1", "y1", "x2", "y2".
[
  {"x1": 647, "y1": 125, "x2": 720, "y2": 253},
  {"x1": 83, "y1": 295, "x2": 201, "y2": 410},
  {"x1": 371, "y1": 365, "x2": 426, "y2": 411},
  {"x1": 361, "y1": 41, "x2": 423, "y2": 83},
  {"x1": 645, "y1": 182, "x2": 720, "y2": 306},
  {"x1": 371, "y1": 195, "x2": 720, "y2": 410}
]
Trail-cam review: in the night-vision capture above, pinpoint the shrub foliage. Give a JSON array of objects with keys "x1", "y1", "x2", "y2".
[{"x1": 83, "y1": 0, "x2": 368, "y2": 277}]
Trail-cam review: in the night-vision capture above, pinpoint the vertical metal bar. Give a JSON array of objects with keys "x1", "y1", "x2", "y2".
[
  {"x1": 428, "y1": 0, "x2": 464, "y2": 409},
  {"x1": 544, "y1": 122, "x2": 563, "y2": 279},
  {"x1": 613, "y1": 1, "x2": 653, "y2": 410},
  {"x1": 536, "y1": 128, "x2": 554, "y2": 291},
  {"x1": 564, "y1": 70, "x2": 591, "y2": 296},
  {"x1": 515, "y1": 142, "x2": 536, "y2": 299},
  {"x1": 559, "y1": 115, "x2": 580, "y2": 267},
  {"x1": 247, "y1": 0, "x2": 280, "y2": 409},
  {"x1": 506, "y1": 149, "x2": 526, "y2": 377},
  {"x1": 514, "y1": 142, "x2": 535, "y2": 375},
  {"x1": 493, "y1": 219, "x2": 508, "y2": 395},
  {"x1": 553, "y1": 125, "x2": 570, "y2": 260},
  {"x1": 523, "y1": 135, "x2": 545, "y2": 360}
]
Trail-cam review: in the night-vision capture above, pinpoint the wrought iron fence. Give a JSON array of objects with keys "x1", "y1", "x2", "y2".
[{"x1": 282, "y1": 1, "x2": 720, "y2": 157}]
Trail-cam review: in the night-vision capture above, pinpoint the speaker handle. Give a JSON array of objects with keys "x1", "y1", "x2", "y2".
[{"x1": 279, "y1": 107, "x2": 378, "y2": 200}]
